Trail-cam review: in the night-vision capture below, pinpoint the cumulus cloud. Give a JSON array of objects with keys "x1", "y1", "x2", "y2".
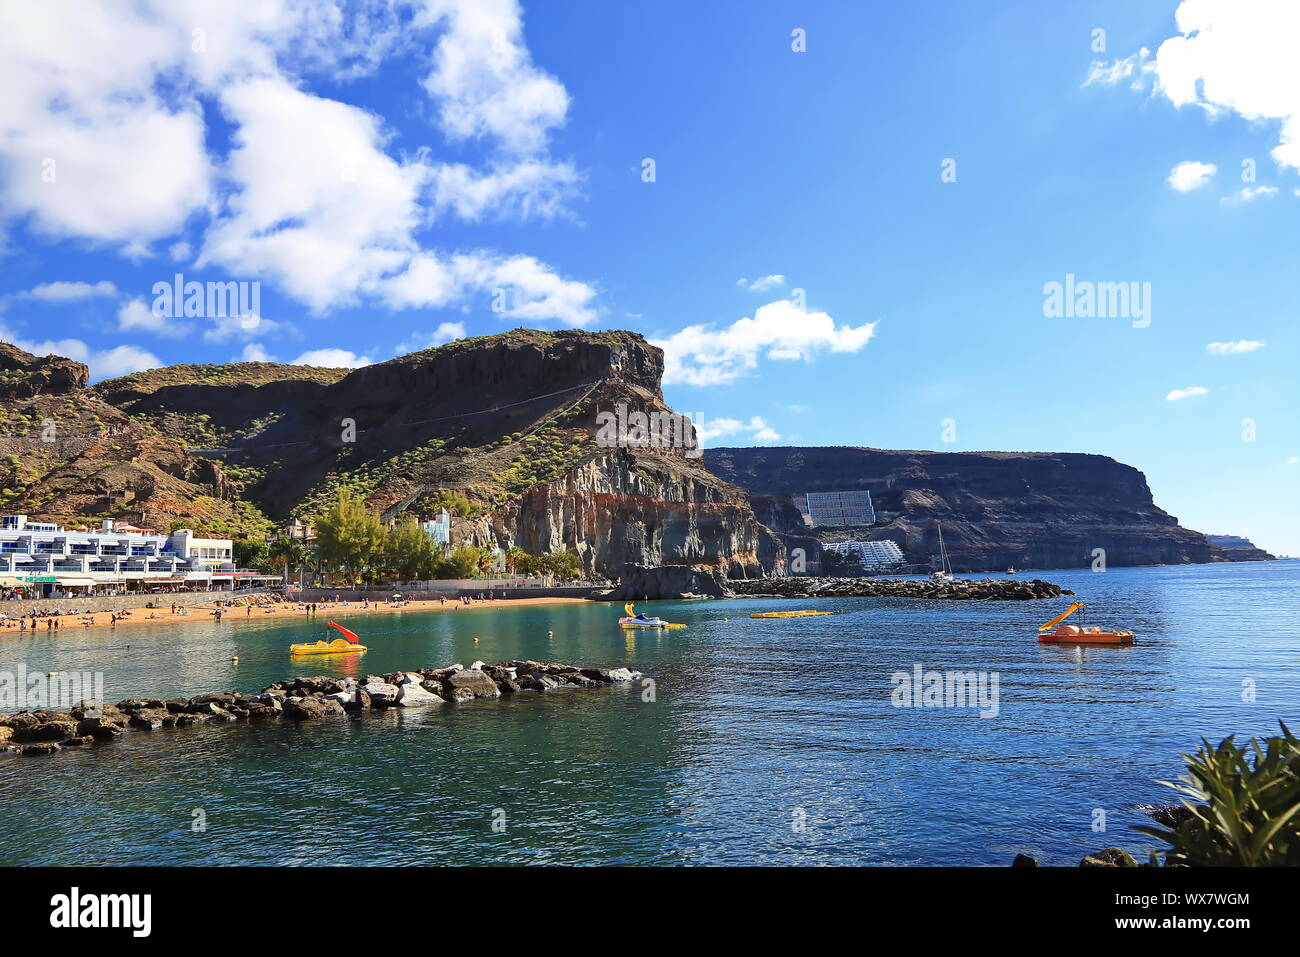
[
  {"x1": 239, "y1": 343, "x2": 275, "y2": 362},
  {"x1": 116, "y1": 298, "x2": 188, "y2": 339},
  {"x1": 653, "y1": 299, "x2": 876, "y2": 387},
  {"x1": 292, "y1": 347, "x2": 373, "y2": 368},
  {"x1": 1167, "y1": 161, "x2": 1217, "y2": 191},
  {"x1": 397, "y1": 321, "x2": 467, "y2": 354},
  {"x1": 736, "y1": 274, "x2": 785, "y2": 292},
  {"x1": 1166, "y1": 385, "x2": 1209, "y2": 401},
  {"x1": 0, "y1": 1, "x2": 596, "y2": 324},
  {"x1": 1206, "y1": 339, "x2": 1265, "y2": 355},
  {"x1": 695, "y1": 416, "x2": 781, "y2": 445},
  {"x1": 0, "y1": 323, "x2": 159, "y2": 381},
  {"x1": 23, "y1": 280, "x2": 118, "y2": 301},
  {"x1": 1097, "y1": 1, "x2": 1300, "y2": 172},
  {"x1": 1221, "y1": 185, "x2": 1278, "y2": 204}
]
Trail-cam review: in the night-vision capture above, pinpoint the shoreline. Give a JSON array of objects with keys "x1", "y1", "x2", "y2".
[{"x1": 0, "y1": 594, "x2": 591, "y2": 636}]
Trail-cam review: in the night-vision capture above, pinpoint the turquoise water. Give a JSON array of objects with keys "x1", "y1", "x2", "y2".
[{"x1": 1, "y1": 562, "x2": 1297, "y2": 866}]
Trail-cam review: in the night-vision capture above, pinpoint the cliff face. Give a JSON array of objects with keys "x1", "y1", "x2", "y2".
[
  {"x1": 704, "y1": 446, "x2": 1227, "y2": 571},
  {"x1": 0, "y1": 345, "x2": 254, "y2": 534},
  {"x1": 89, "y1": 330, "x2": 784, "y2": 578}
]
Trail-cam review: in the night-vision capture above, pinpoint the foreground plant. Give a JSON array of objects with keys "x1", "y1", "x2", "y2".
[{"x1": 1135, "y1": 723, "x2": 1300, "y2": 866}]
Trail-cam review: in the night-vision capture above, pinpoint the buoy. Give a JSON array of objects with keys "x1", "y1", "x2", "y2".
[
  {"x1": 231, "y1": 656, "x2": 239, "y2": 662},
  {"x1": 473, "y1": 636, "x2": 480, "y2": 643},
  {"x1": 48, "y1": 671, "x2": 57, "y2": 678}
]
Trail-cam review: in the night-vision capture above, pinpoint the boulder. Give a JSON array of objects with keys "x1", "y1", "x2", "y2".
[
  {"x1": 396, "y1": 675, "x2": 444, "y2": 706},
  {"x1": 1080, "y1": 847, "x2": 1137, "y2": 868},
  {"x1": 128, "y1": 708, "x2": 169, "y2": 730},
  {"x1": 444, "y1": 669, "x2": 501, "y2": 699},
  {"x1": 607, "y1": 667, "x2": 640, "y2": 682},
  {"x1": 598, "y1": 563, "x2": 732, "y2": 601},
  {"x1": 363, "y1": 681, "x2": 400, "y2": 707},
  {"x1": 0, "y1": 727, "x2": 13, "y2": 746},
  {"x1": 284, "y1": 698, "x2": 328, "y2": 721},
  {"x1": 21, "y1": 742, "x2": 60, "y2": 756},
  {"x1": 1011, "y1": 854, "x2": 1038, "y2": 867}
]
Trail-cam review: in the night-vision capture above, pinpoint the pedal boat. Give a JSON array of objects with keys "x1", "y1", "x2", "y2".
[
  {"x1": 750, "y1": 609, "x2": 833, "y2": 619},
  {"x1": 1037, "y1": 603, "x2": 1134, "y2": 645},
  {"x1": 619, "y1": 603, "x2": 685, "y2": 629},
  {"x1": 291, "y1": 621, "x2": 367, "y2": 654}
]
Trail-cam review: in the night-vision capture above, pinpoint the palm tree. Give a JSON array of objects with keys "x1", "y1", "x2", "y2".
[{"x1": 267, "y1": 536, "x2": 309, "y2": 590}]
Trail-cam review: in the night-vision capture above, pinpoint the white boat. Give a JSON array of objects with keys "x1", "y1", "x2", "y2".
[{"x1": 930, "y1": 523, "x2": 954, "y2": 581}]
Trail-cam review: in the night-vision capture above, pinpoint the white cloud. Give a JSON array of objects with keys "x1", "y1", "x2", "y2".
[
  {"x1": 397, "y1": 321, "x2": 467, "y2": 354},
  {"x1": 117, "y1": 298, "x2": 188, "y2": 339},
  {"x1": 0, "y1": 322, "x2": 159, "y2": 381},
  {"x1": 0, "y1": 1, "x2": 595, "y2": 324},
  {"x1": 1166, "y1": 385, "x2": 1209, "y2": 401},
  {"x1": 1206, "y1": 339, "x2": 1265, "y2": 355},
  {"x1": 653, "y1": 299, "x2": 876, "y2": 387},
  {"x1": 736, "y1": 274, "x2": 786, "y2": 292},
  {"x1": 1287, "y1": 456, "x2": 1299, "y2": 465},
  {"x1": 379, "y1": 251, "x2": 596, "y2": 326},
  {"x1": 1106, "y1": 2, "x2": 1300, "y2": 172},
  {"x1": 292, "y1": 348, "x2": 373, "y2": 368},
  {"x1": 24, "y1": 280, "x2": 118, "y2": 301},
  {"x1": 696, "y1": 415, "x2": 781, "y2": 445},
  {"x1": 1082, "y1": 49, "x2": 1153, "y2": 89},
  {"x1": 203, "y1": 313, "x2": 284, "y2": 344},
  {"x1": 1167, "y1": 161, "x2": 1217, "y2": 191},
  {"x1": 426, "y1": 159, "x2": 580, "y2": 220},
  {"x1": 415, "y1": 0, "x2": 570, "y2": 154},
  {"x1": 1221, "y1": 185, "x2": 1279, "y2": 204},
  {"x1": 239, "y1": 343, "x2": 275, "y2": 362}
]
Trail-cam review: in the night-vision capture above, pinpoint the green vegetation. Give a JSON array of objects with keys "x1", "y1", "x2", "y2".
[
  {"x1": 267, "y1": 535, "x2": 311, "y2": 586},
  {"x1": 384, "y1": 517, "x2": 439, "y2": 582},
  {"x1": 93, "y1": 361, "x2": 350, "y2": 399},
  {"x1": 314, "y1": 488, "x2": 386, "y2": 585},
  {"x1": 1135, "y1": 723, "x2": 1300, "y2": 866}
]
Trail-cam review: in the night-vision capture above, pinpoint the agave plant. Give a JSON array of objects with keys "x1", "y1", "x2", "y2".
[{"x1": 1135, "y1": 723, "x2": 1300, "y2": 866}]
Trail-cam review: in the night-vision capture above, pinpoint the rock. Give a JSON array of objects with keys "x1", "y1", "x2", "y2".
[
  {"x1": 284, "y1": 698, "x2": 327, "y2": 721},
  {"x1": 517, "y1": 673, "x2": 561, "y2": 692},
  {"x1": 497, "y1": 679, "x2": 520, "y2": 694},
  {"x1": 21, "y1": 742, "x2": 60, "y2": 756},
  {"x1": 63, "y1": 735, "x2": 95, "y2": 747},
  {"x1": 598, "y1": 563, "x2": 732, "y2": 601},
  {"x1": 76, "y1": 715, "x2": 126, "y2": 737},
  {"x1": 320, "y1": 698, "x2": 346, "y2": 716},
  {"x1": 191, "y1": 693, "x2": 238, "y2": 707},
  {"x1": 128, "y1": 708, "x2": 169, "y2": 730},
  {"x1": 363, "y1": 681, "x2": 400, "y2": 707},
  {"x1": 173, "y1": 713, "x2": 208, "y2": 727},
  {"x1": 324, "y1": 691, "x2": 355, "y2": 707},
  {"x1": 345, "y1": 689, "x2": 371, "y2": 713},
  {"x1": 446, "y1": 688, "x2": 475, "y2": 703},
  {"x1": 606, "y1": 667, "x2": 640, "y2": 682},
  {"x1": 1144, "y1": 804, "x2": 1194, "y2": 830},
  {"x1": 0, "y1": 727, "x2": 13, "y2": 746},
  {"x1": 469, "y1": 660, "x2": 485, "y2": 671},
  {"x1": 483, "y1": 665, "x2": 517, "y2": 682},
  {"x1": 444, "y1": 669, "x2": 501, "y2": 699},
  {"x1": 396, "y1": 675, "x2": 444, "y2": 707},
  {"x1": 1011, "y1": 854, "x2": 1038, "y2": 867},
  {"x1": 164, "y1": 698, "x2": 191, "y2": 714},
  {"x1": 1, "y1": 713, "x2": 41, "y2": 735},
  {"x1": 1080, "y1": 847, "x2": 1137, "y2": 867}
]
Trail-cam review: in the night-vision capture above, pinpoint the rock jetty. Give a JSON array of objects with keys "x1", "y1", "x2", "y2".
[
  {"x1": 0, "y1": 660, "x2": 643, "y2": 758},
  {"x1": 731, "y1": 577, "x2": 1072, "y2": 601}
]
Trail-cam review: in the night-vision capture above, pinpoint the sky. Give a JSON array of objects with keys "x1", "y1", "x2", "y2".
[{"x1": 0, "y1": 0, "x2": 1297, "y2": 553}]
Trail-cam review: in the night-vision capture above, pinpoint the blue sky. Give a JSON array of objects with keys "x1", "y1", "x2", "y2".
[{"x1": 1, "y1": 0, "x2": 1297, "y2": 552}]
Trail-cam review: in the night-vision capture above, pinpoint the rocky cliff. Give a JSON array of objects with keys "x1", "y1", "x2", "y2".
[
  {"x1": 88, "y1": 330, "x2": 783, "y2": 578},
  {"x1": 0, "y1": 344, "x2": 258, "y2": 535},
  {"x1": 704, "y1": 445, "x2": 1245, "y2": 572}
]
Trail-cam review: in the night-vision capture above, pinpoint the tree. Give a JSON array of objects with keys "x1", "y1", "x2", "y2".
[
  {"x1": 233, "y1": 537, "x2": 269, "y2": 570},
  {"x1": 435, "y1": 544, "x2": 485, "y2": 579},
  {"x1": 267, "y1": 536, "x2": 309, "y2": 587},
  {"x1": 314, "y1": 488, "x2": 385, "y2": 585},
  {"x1": 504, "y1": 546, "x2": 529, "y2": 575},
  {"x1": 384, "y1": 517, "x2": 438, "y2": 582}
]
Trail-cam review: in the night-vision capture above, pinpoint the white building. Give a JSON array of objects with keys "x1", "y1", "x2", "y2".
[
  {"x1": 421, "y1": 509, "x2": 451, "y2": 547},
  {"x1": 822, "y1": 539, "x2": 905, "y2": 570},
  {"x1": 0, "y1": 515, "x2": 277, "y2": 597}
]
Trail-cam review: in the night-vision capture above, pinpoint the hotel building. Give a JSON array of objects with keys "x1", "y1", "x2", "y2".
[{"x1": 0, "y1": 515, "x2": 278, "y2": 597}]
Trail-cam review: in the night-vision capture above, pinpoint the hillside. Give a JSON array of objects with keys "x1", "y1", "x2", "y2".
[
  {"x1": 0, "y1": 344, "x2": 271, "y2": 537},
  {"x1": 88, "y1": 330, "x2": 783, "y2": 578},
  {"x1": 704, "y1": 445, "x2": 1265, "y2": 571}
]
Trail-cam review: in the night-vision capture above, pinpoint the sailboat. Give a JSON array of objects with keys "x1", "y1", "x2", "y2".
[{"x1": 930, "y1": 523, "x2": 954, "y2": 581}]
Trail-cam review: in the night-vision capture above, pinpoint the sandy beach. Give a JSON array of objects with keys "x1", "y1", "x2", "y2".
[{"x1": 0, "y1": 594, "x2": 592, "y2": 635}]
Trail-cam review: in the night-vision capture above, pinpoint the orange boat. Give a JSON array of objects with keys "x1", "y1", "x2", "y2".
[{"x1": 1037, "y1": 602, "x2": 1134, "y2": 645}]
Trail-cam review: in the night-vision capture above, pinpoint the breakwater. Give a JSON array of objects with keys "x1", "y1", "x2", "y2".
[
  {"x1": 1, "y1": 659, "x2": 643, "y2": 757},
  {"x1": 731, "y1": 577, "x2": 1072, "y2": 600}
]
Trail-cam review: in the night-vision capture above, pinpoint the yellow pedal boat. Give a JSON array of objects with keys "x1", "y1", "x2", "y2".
[
  {"x1": 290, "y1": 638, "x2": 368, "y2": 655},
  {"x1": 750, "y1": 610, "x2": 833, "y2": 619}
]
